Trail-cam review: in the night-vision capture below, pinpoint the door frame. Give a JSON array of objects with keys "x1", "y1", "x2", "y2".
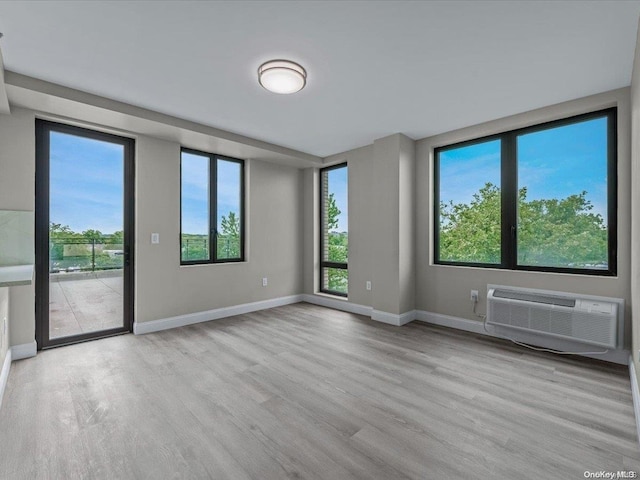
[{"x1": 35, "y1": 119, "x2": 135, "y2": 349}]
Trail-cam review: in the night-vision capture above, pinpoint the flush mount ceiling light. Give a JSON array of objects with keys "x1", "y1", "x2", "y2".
[{"x1": 258, "y1": 60, "x2": 307, "y2": 94}]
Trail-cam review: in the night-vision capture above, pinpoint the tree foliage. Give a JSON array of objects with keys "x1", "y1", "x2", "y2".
[
  {"x1": 218, "y1": 212, "x2": 241, "y2": 259},
  {"x1": 439, "y1": 183, "x2": 501, "y2": 264},
  {"x1": 518, "y1": 188, "x2": 607, "y2": 267},
  {"x1": 325, "y1": 193, "x2": 348, "y2": 293},
  {"x1": 180, "y1": 212, "x2": 242, "y2": 261},
  {"x1": 327, "y1": 193, "x2": 341, "y2": 231},
  {"x1": 439, "y1": 183, "x2": 608, "y2": 268},
  {"x1": 48, "y1": 223, "x2": 124, "y2": 272},
  {"x1": 221, "y1": 212, "x2": 240, "y2": 237}
]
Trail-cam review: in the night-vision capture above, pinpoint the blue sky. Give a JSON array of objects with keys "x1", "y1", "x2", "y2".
[
  {"x1": 51, "y1": 116, "x2": 601, "y2": 237},
  {"x1": 50, "y1": 132, "x2": 124, "y2": 234},
  {"x1": 50, "y1": 134, "x2": 242, "y2": 236},
  {"x1": 181, "y1": 152, "x2": 241, "y2": 235},
  {"x1": 327, "y1": 166, "x2": 348, "y2": 232},
  {"x1": 439, "y1": 117, "x2": 608, "y2": 220}
]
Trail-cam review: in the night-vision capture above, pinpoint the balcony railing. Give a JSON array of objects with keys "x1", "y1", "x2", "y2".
[
  {"x1": 181, "y1": 236, "x2": 241, "y2": 261},
  {"x1": 50, "y1": 237, "x2": 123, "y2": 273}
]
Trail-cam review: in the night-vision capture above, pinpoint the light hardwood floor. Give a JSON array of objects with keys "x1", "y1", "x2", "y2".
[{"x1": 1, "y1": 302, "x2": 638, "y2": 479}]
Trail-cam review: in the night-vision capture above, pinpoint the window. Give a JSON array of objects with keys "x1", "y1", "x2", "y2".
[
  {"x1": 180, "y1": 148, "x2": 244, "y2": 264},
  {"x1": 320, "y1": 163, "x2": 348, "y2": 295},
  {"x1": 434, "y1": 108, "x2": 616, "y2": 276}
]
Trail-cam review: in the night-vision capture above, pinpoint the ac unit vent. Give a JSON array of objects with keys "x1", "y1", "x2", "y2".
[
  {"x1": 493, "y1": 289, "x2": 576, "y2": 307},
  {"x1": 487, "y1": 286, "x2": 619, "y2": 349}
]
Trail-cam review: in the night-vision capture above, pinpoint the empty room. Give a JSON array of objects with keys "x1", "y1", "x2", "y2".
[{"x1": 2, "y1": 1, "x2": 640, "y2": 478}]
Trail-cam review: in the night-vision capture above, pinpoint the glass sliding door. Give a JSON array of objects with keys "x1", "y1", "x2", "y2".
[{"x1": 36, "y1": 120, "x2": 134, "y2": 349}]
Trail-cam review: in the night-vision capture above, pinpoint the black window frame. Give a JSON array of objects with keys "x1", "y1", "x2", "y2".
[
  {"x1": 35, "y1": 119, "x2": 136, "y2": 349},
  {"x1": 180, "y1": 147, "x2": 245, "y2": 265},
  {"x1": 319, "y1": 162, "x2": 348, "y2": 297},
  {"x1": 434, "y1": 107, "x2": 617, "y2": 276}
]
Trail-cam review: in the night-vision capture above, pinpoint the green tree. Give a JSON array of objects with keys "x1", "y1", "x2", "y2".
[
  {"x1": 439, "y1": 183, "x2": 608, "y2": 268},
  {"x1": 439, "y1": 183, "x2": 501, "y2": 264},
  {"x1": 518, "y1": 189, "x2": 607, "y2": 267},
  {"x1": 221, "y1": 212, "x2": 240, "y2": 237},
  {"x1": 49, "y1": 223, "x2": 82, "y2": 261},
  {"x1": 325, "y1": 193, "x2": 348, "y2": 293},
  {"x1": 181, "y1": 233, "x2": 209, "y2": 261},
  {"x1": 327, "y1": 193, "x2": 341, "y2": 231},
  {"x1": 218, "y1": 212, "x2": 241, "y2": 259},
  {"x1": 109, "y1": 230, "x2": 124, "y2": 244},
  {"x1": 49, "y1": 222, "x2": 76, "y2": 239},
  {"x1": 82, "y1": 229, "x2": 103, "y2": 241}
]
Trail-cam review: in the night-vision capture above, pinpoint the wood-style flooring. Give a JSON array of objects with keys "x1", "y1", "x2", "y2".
[{"x1": 0, "y1": 302, "x2": 638, "y2": 479}]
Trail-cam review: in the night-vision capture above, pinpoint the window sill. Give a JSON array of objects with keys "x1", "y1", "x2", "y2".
[
  {"x1": 314, "y1": 291, "x2": 349, "y2": 301},
  {"x1": 180, "y1": 261, "x2": 248, "y2": 268},
  {"x1": 430, "y1": 262, "x2": 618, "y2": 280}
]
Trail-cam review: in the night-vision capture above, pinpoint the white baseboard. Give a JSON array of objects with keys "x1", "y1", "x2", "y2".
[
  {"x1": 414, "y1": 310, "x2": 629, "y2": 365},
  {"x1": 371, "y1": 309, "x2": 415, "y2": 326},
  {"x1": 11, "y1": 341, "x2": 37, "y2": 360},
  {"x1": 301, "y1": 294, "x2": 372, "y2": 317},
  {"x1": 414, "y1": 310, "x2": 489, "y2": 334},
  {"x1": 629, "y1": 356, "x2": 640, "y2": 446},
  {"x1": 134, "y1": 294, "x2": 304, "y2": 335},
  {"x1": 300, "y1": 294, "x2": 415, "y2": 326},
  {"x1": 133, "y1": 295, "x2": 629, "y2": 365},
  {"x1": 0, "y1": 348, "x2": 11, "y2": 409}
]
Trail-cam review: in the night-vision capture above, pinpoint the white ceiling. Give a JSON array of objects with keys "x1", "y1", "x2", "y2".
[{"x1": 0, "y1": 1, "x2": 639, "y2": 158}]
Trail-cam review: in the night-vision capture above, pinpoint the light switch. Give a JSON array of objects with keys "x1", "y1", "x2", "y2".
[{"x1": 151, "y1": 233, "x2": 160, "y2": 244}]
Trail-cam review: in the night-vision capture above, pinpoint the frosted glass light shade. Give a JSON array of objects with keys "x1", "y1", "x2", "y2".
[{"x1": 258, "y1": 60, "x2": 307, "y2": 94}]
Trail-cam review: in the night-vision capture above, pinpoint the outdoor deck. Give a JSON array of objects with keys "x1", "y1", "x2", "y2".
[{"x1": 49, "y1": 271, "x2": 123, "y2": 339}]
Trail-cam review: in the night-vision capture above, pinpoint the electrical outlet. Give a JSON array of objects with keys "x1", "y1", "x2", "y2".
[
  {"x1": 470, "y1": 290, "x2": 479, "y2": 302},
  {"x1": 366, "y1": 281, "x2": 372, "y2": 291},
  {"x1": 262, "y1": 277, "x2": 268, "y2": 287},
  {"x1": 151, "y1": 233, "x2": 160, "y2": 244}
]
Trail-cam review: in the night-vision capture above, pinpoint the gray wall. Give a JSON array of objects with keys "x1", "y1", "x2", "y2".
[
  {"x1": 309, "y1": 145, "x2": 376, "y2": 308},
  {"x1": 0, "y1": 108, "x2": 305, "y2": 351},
  {"x1": 398, "y1": 134, "x2": 416, "y2": 314},
  {"x1": 0, "y1": 288, "x2": 8, "y2": 364},
  {"x1": 305, "y1": 88, "x2": 632, "y2": 350},
  {"x1": 0, "y1": 85, "x2": 634, "y2": 357},
  {"x1": 630, "y1": 21, "x2": 640, "y2": 380},
  {"x1": 345, "y1": 145, "x2": 374, "y2": 308},
  {"x1": 308, "y1": 135, "x2": 416, "y2": 317},
  {"x1": 0, "y1": 108, "x2": 35, "y2": 350},
  {"x1": 135, "y1": 136, "x2": 304, "y2": 324},
  {"x1": 415, "y1": 88, "x2": 631, "y2": 344}
]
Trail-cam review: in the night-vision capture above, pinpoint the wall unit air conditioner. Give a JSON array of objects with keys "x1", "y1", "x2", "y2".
[{"x1": 486, "y1": 285, "x2": 620, "y2": 349}]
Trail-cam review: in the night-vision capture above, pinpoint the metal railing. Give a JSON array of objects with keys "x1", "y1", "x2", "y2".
[
  {"x1": 49, "y1": 237, "x2": 124, "y2": 273},
  {"x1": 181, "y1": 236, "x2": 240, "y2": 261}
]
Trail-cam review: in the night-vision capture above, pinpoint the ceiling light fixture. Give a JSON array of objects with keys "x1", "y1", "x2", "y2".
[{"x1": 258, "y1": 60, "x2": 306, "y2": 94}]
